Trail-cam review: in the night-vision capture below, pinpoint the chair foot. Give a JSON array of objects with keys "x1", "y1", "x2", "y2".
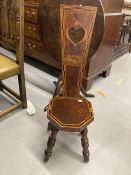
[
  {"x1": 80, "y1": 128, "x2": 90, "y2": 162},
  {"x1": 22, "y1": 101, "x2": 27, "y2": 109},
  {"x1": 18, "y1": 74, "x2": 27, "y2": 109},
  {"x1": 47, "y1": 122, "x2": 53, "y2": 131},
  {"x1": 44, "y1": 126, "x2": 59, "y2": 162}
]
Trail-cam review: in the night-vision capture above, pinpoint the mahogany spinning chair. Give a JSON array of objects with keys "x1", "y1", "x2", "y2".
[
  {"x1": 0, "y1": 0, "x2": 27, "y2": 118},
  {"x1": 44, "y1": 4, "x2": 97, "y2": 162}
]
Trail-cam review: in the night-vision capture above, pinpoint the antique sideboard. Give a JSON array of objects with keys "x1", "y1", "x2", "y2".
[{"x1": 0, "y1": 0, "x2": 124, "y2": 90}]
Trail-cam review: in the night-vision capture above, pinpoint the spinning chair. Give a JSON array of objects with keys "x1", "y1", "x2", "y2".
[
  {"x1": 44, "y1": 4, "x2": 97, "y2": 162},
  {"x1": 0, "y1": 0, "x2": 27, "y2": 118}
]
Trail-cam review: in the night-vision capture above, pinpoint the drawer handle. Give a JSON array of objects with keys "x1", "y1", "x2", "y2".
[
  {"x1": 28, "y1": 26, "x2": 31, "y2": 30},
  {"x1": 27, "y1": 14, "x2": 32, "y2": 18},
  {"x1": 27, "y1": 43, "x2": 31, "y2": 47},
  {"x1": 27, "y1": 43, "x2": 36, "y2": 49},
  {"x1": 33, "y1": 28, "x2": 36, "y2": 32},
  {"x1": 26, "y1": 11, "x2": 36, "y2": 17},
  {"x1": 27, "y1": 26, "x2": 36, "y2": 32},
  {"x1": 32, "y1": 11, "x2": 36, "y2": 15}
]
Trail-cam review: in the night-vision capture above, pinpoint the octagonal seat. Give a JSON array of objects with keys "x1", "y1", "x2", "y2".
[
  {"x1": 48, "y1": 96, "x2": 94, "y2": 132},
  {"x1": 0, "y1": 54, "x2": 20, "y2": 80}
]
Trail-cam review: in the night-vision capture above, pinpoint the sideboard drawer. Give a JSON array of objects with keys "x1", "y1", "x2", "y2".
[
  {"x1": 24, "y1": 5, "x2": 38, "y2": 23},
  {"x1": 25, "y1": 38, "x2": 45, "y2": 53},
  {"x1": 24, "y1": 22, "x2": 40, "y2": 41}
]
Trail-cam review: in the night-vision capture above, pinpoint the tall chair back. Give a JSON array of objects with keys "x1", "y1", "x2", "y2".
[
  {"x1": 60, "y1": 4, "x2": 97, "y2": 97},
  {"x1": 44, "y1": 4, "x2": 97, "y2": 163}
]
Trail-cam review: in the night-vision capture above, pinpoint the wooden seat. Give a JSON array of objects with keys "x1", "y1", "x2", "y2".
[
  {"x1": 48, "y1": 96, "x2": 93, "y2": 132},
  {"x1": 44, "y1": 4, "x2": 97, "y2": 163},
  {"x1": 0, "y1": 0, "x2": 27, "y2": 118},
  {"x1": 0, "y1": 54, "x2": 20, "y2": 80}
]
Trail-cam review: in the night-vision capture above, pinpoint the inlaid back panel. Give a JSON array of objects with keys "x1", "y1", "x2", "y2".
[{"x1": 60, "y1": 4, "x2": 97, "y2": 97}]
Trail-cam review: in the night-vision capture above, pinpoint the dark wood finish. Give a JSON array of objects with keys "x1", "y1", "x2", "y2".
[
  {"x1": 39, "y1": 0, "x2": 124, "y2": 90},
  {"x1": 44, "y1": 126, "x2": 59, "y2": 162},
  {"x1": 101, "y1": 0, "x2": 123, "y2": 13},
  {"x1": 0, "y1": 0, "x2": 27, "y2": 118},
  {"x1": 44, "y1": 4, "x2": 96, "y2": 162},
  {"x1": 48, "y1": 96, "x2": 94, "y2": 132},
  {"x1": 0, "y1": 0, "x2": 61, "y2": 69},
  {"x1": 62, "y1": 62, "x2": 84, "y2": 97},
  {"x1": 39, "y1": 0, "x2": 104, "y2": 62},
  {"x1": 0, "y1": 0, "x2": 124, "y2": 91},
  {"x1": 81, "y1": 128, "x2": 90, "y2": 162},
  {"x1": 47, "y1": 122, "x2": 53, "y2": 131}
]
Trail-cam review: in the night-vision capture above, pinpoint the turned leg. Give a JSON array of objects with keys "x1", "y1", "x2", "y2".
[
  {"x1": 44, "y1": 126, "x2": 59, "y2": 162},
  {"x1": 80, "y1": 128, "x2": 90, "y2": 162},
  {"x1": 47, "y1": 122, "x2": 53, "y2": 131}
]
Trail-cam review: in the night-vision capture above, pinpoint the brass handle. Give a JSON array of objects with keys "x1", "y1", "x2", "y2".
[
  {"x1": 27, "y1": 26, "x2": 31, "y2": 30},
  {"x1": 16, "y1": 36, "x2": 20, "y2": 41},
  {"x1": 27, "y1": 14, "x2": 32, "y2": 17},
  {"x1": 27, "y1": 43, "x2": 36, "y2": 49},
  {"x1": 32, "y1": 11, "x2": 36, "y2": 15},
  {"x1": 33, "y1": 27, "x2": 36, "y2": 32},
  {"x1": 26, "y1": 11, "x2": 36, "y2": 18},
  {"x1": 33, "y1": 45, "x2": 36, "y2": 48},
  {"x1": 27, "y1": 42, "x2": 31, "y2": 47},
  {"x1": 27, "y1": 26, "x2": 36, "y2": 33}
]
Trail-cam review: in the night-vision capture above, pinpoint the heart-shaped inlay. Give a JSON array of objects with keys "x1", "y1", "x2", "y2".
[{"x1": 68, "y1": 27, "x2": 85, "y2": 44}]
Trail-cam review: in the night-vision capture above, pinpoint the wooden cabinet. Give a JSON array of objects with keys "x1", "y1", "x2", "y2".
[
  {"x1": 24, "y1": 4, "x2": 38, "y2": 23},
  {"x1": 0, "y1": 0, "x2": 124, "y2": 90},
  {"x1": 0, "y1": 0, "x2": 60, "y2": 69}
]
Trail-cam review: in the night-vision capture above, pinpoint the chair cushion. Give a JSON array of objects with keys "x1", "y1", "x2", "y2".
[
  {"x1": 0, "y1": 54, "x2": 20, "y2": 80},
  {"x1": 48, "y1": 96, "x2": 94, "y2": 132}
]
